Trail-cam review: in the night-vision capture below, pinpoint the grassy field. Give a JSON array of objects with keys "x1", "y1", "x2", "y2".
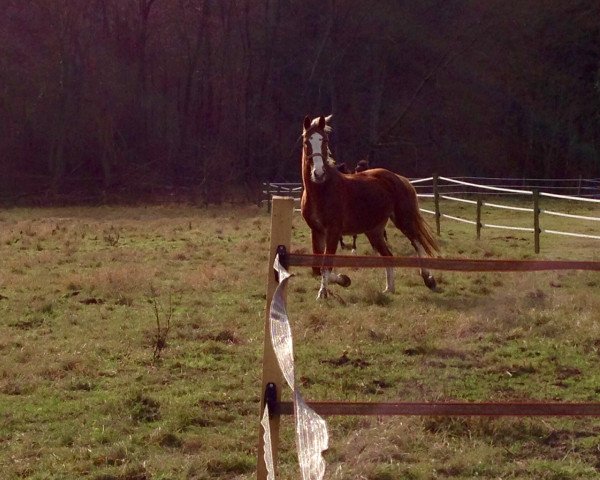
[{"x1": 0, "y1": 196, "x2": 599, "y2": 479}]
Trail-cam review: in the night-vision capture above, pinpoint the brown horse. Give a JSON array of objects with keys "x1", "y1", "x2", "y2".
[{"x1": 300, "y1": 115, "x2": 439, "y2": 299}]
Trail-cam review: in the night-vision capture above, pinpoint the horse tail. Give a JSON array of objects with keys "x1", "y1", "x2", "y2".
[{"x1": 390, "y1": 175, "x2": 440, "y2": 257}]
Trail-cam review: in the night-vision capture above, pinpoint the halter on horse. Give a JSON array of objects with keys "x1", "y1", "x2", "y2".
[{"x1": 300, "y1": 115, "x2": 439, "y2": 299}]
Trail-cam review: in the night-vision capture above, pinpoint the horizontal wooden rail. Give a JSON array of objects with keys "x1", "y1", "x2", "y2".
[
  {"x1": 274, "y1": 401, "x2": 600, "y2": 417},
  {"x1": 285, "y1": 253, "x2": 600, "y2": 272}
]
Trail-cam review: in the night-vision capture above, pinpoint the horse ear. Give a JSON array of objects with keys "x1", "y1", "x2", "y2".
[
  {"x1": 303, "y1": 116, "x2": 311, "y2": 132},
  {"x1": 317, "y1": 115, "x2": 326, "y2": 129}
]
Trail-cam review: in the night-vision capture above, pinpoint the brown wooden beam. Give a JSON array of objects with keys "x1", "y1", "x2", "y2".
[
  {"x1": 274, "y1": 401, "x2": 600, "y2": 417},
  {"x1": 285, "y1": 253, "x2": 600, "y2": 272}
]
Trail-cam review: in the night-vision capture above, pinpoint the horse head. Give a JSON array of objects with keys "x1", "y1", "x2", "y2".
[{"x1": 302, "y1": 115, "x2": 333, "y2": 184}]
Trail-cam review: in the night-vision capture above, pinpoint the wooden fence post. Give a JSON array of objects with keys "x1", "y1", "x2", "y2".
[
  {"x1": 257, "y1": 196, "x2": 294, "y2": 480},
  {"x1": 433, "y1": 174, "x2": 441, "y2": 236},
  {"x1": 476, "y1": 195, "x2": 482, "y2": 240},
  {"x1": 533, "y1": 189, "x2": 540, "y2": 254}
]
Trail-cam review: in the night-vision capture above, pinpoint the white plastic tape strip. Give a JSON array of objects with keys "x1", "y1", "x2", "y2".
[
  {"x1": 441, "y1": 195, "x2": 478, "y2": 205},
  {"x1": 439, "y1": 176, "x2": 533, "y2": 195},
  {"x1": 409, "y1": 176, "x2": 434, "y2": 184},
  {"x1": 261, "y1": 405, "x2": 276, "y2": 480},
  {"x1": 442, "y1": 213, "x2": 477, "y2": 225},
  {"x1": 540, "y1": 191, "x2": 600, "y2": 203},
  {"x1": 295, "y1": 390, "x2": 329, "y2": 480},
  {"x1": 270, "y1": 254, "x2": 329, "y2": 480},
  {"x1": 543, "y1": 229, "x2": 600, "y2": 240},
  {"x1": 270, "y1": 255, "x2": 296, "y2": 389},
  {"x1": 483, "y1": 223, "x2": 535, "y2": 232}
]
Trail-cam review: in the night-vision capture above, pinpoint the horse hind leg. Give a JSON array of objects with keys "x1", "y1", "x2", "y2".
[
  {"x1": 413, "y1": 240, "x2": 438, "y2": 291},
  {"x1": 390, "y1": 213, "x2": 438, "y2": 292}
]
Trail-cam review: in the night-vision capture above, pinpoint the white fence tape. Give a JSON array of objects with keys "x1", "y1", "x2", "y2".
[
  {"x1": 454, "y1": 176, "x2": 591, "y2": 182},
  {"x1": 442, "y1": 213, "x2": 477, "y2": 225},
  {"x1": 542, "y1": 210, "x2": 600, "y2": 222},
  {"x1": 543, "y1": 229, "x2": 600, "y2": 240},
  {"x1": 409, "y1": 176, "x2": 434, "y2": 184},
  {"x1": 264, "y1": 255, "x2": 329, "y2": 480},
  {"x1": 540, "y1": 191, "x2": 600, "y2": 203},
  {"x1": 261, "y1": 406, "x2": 276, "y2": 480},
  {"x1": 439, "y1": 176, "x2": 533, "y2": 195},
  {"x1": 441, "y1": 195, "x2": 478, "y2": 205},
  {"x1": 426, "y1": 179, "x2": 599, "y2": 240},
  {"x1": 483, "y1": 223, "x2": 535, "y2": 232}
]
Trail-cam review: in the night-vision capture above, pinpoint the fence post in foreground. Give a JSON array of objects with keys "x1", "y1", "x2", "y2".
[
  {"x1": 257, "y1": 196, "x2": 294, "y2": 480},
  {"x1": 433, "y1": 174, "x2": 441, "y2": 236},
  {"x1": 533, "y1": 189, "x2": 540, "y2": 254},
  {"x1": 476, "y1": 195, "x2": 482, "y2": 240}
]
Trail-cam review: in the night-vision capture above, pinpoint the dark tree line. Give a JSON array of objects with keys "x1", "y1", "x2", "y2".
[{"x1": 1, "y1": 1, "x2": 599, "y2": 203}]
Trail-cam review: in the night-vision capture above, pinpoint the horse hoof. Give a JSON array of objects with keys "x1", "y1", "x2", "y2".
[
  {"x1": 424, "y1": 275, "x2": 439, "y2": 292},
  {"x1": 337, "y1": 274, "x2": 351, "y2": 288},
  {"x1": 317, "y1": 288, "x2": 328, "y2": 299}
]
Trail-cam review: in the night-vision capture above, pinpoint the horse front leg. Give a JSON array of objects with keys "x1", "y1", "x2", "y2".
[
  {"x1": 317, "y1": 232, "x2": 335, "y2": 299},
  {"x1": 317, "y1": 231, "x2": 351, "y2": 299},
  {"x1": 310, "y1": 229, "x2": 337, "y2": 299},
  {"x1": 311, "y1": 230, "x2": 325, "y2": 277},
  {"x1": 313, "y1": 231, "x2": 331, "y2": 299}
]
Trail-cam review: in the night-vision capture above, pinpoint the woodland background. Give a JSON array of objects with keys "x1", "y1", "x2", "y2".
[{"x1": 1, "y1": 1, "x2": 599, "y2": 203}]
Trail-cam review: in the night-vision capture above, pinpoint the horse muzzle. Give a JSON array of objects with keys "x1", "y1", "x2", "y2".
[{"x1": 311, "y1": 171, "x2": 327, "y2": 184}]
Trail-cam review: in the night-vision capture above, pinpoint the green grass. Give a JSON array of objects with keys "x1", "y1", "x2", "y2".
[{"x1": 0, "y1": 199, "x2": 599, "y2": 479}]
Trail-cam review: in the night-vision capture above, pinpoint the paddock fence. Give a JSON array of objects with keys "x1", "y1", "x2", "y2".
[
  {"x1": 421, "y1": 175, "x2": 600, "y2": 253},
  {"x1": 262, "y1": 176, "x2": 600, "y2": 253},
  {"x1": 257, "y1": 197, "x2": 600, "y2": 480}
]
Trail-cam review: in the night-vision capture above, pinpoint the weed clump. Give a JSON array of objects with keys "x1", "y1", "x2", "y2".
[
  {"x1": 362, "y1": 286, "x2": 392, "y2": 306},
  {"x1": 127, "y1": 392, "x2": 161, "y2": 423},
  {"x1": 156, "y1": 432, "x2": 182, "y2": 449}
]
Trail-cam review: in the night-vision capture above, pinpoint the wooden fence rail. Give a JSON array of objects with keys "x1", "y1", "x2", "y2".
[{"x1": 257, "y1": 196, "x2": 600, "y2": 480}]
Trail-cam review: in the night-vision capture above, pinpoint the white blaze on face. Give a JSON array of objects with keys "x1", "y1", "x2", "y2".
[{"x1": 308, "y1": 133, "x2": 325, "y2": 181}]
